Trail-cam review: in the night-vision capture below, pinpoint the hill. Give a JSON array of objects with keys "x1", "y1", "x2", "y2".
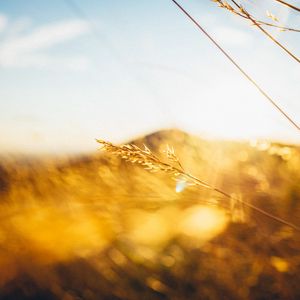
[{"x1": 0, "y1": 129, "x2": 300, "y2": 299}]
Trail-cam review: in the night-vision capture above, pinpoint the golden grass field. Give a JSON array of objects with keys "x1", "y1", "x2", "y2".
[{"x1": 0, "y1": 129, "x2": 299, "y2": 299}]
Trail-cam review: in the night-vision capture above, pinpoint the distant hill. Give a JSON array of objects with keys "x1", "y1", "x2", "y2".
[{"x1": 0, "y1": 129, "x2": 300, "y2": 300}]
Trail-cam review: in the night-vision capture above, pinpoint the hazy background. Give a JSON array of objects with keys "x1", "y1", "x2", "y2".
[{"x1": 0, "y1": 0, "x2": 299, "y2": 153}]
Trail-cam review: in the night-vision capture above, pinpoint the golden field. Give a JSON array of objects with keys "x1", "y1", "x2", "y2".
[{"x1": 0, "y1": 129, "x2": 299, "y2": 299}]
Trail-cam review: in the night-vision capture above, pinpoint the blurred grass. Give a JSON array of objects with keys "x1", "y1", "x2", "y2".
[{"x1": 0, "y1": 129, "x2": 299, "y2": 299}]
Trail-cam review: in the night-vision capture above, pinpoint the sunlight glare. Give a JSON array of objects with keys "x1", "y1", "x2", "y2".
[{"x1": 178, "y1": 205, "x2": 228, "y2": 241}]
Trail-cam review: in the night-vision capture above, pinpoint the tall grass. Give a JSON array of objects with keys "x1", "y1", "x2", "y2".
[{"x1": 97, "y1": 139, "x2": 300, "y2": 231}]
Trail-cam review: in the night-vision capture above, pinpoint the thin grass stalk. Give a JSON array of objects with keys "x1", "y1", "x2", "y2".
[
  {"x1": 97, "y1": 139, "x2": 300, "y2": 232},
  {"x1": 170, "y1": 0, "x2": 300, "y2": 133},
  {"x1": 273, "y1": 0, "x2": 300, "y2": 12},
  {"x1": 230, "y1": 0, "x2": 300, "y2": 63},
  {"x1": 213, "y1": 0, "x2": 300, "y2": 32}
]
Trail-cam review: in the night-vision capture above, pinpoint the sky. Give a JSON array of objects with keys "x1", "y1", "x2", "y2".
[{"x1": 0, "y1": 0, "x2": 299, "y2": 153}]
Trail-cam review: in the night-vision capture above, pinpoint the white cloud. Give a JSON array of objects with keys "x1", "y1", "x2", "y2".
[
  {"x1": 0, "y1": 14, "x2": 8, "y2": 33},
  {"x1": 212, "y1": 26, "x2": 252, "y2": 47},
  {"x1": 0, "y1": 18, "x2": 91, "y2": 70},
  {"x1": 5, "y1": 17, "x2": 32, "y2": 37},
  {"x1": 2, "y1": 53, "x2": 90, "y2": 71}
]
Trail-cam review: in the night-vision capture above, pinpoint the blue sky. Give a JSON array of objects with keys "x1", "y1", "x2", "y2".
[{"x1": 0, "y1": 0, "x2": 299, "y2": 153}]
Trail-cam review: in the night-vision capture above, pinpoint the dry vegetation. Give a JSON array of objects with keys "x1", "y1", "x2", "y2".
[{"x1": 0, "y1": 129, "x2": 299, "y2": 299}]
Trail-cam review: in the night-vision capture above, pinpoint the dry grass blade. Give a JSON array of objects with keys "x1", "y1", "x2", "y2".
[
  {"x1": 213, "y1": 0, "x2": 300, "y2": 33},
  {"x1": 274, "y1": 0, "x2": 300, "y2": 12},
  {"x1": 229, "y1": 0, "x2": 300, "y2": 63},
  {"x1": 212, "y1": 0, "x2": 300, "y2": 31},
  {"x1": 97, "y1": 139, "x2": 300, "y2": 232},
  {"x1": 164, "y1": 144, "x2": 184, "y2": 171},
  {"x1": 96, "y1": 139, "x2": 179, "y2": 175},
  {"x1": 171, "y1": 0, "x2": 300, "y2": 133}
]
